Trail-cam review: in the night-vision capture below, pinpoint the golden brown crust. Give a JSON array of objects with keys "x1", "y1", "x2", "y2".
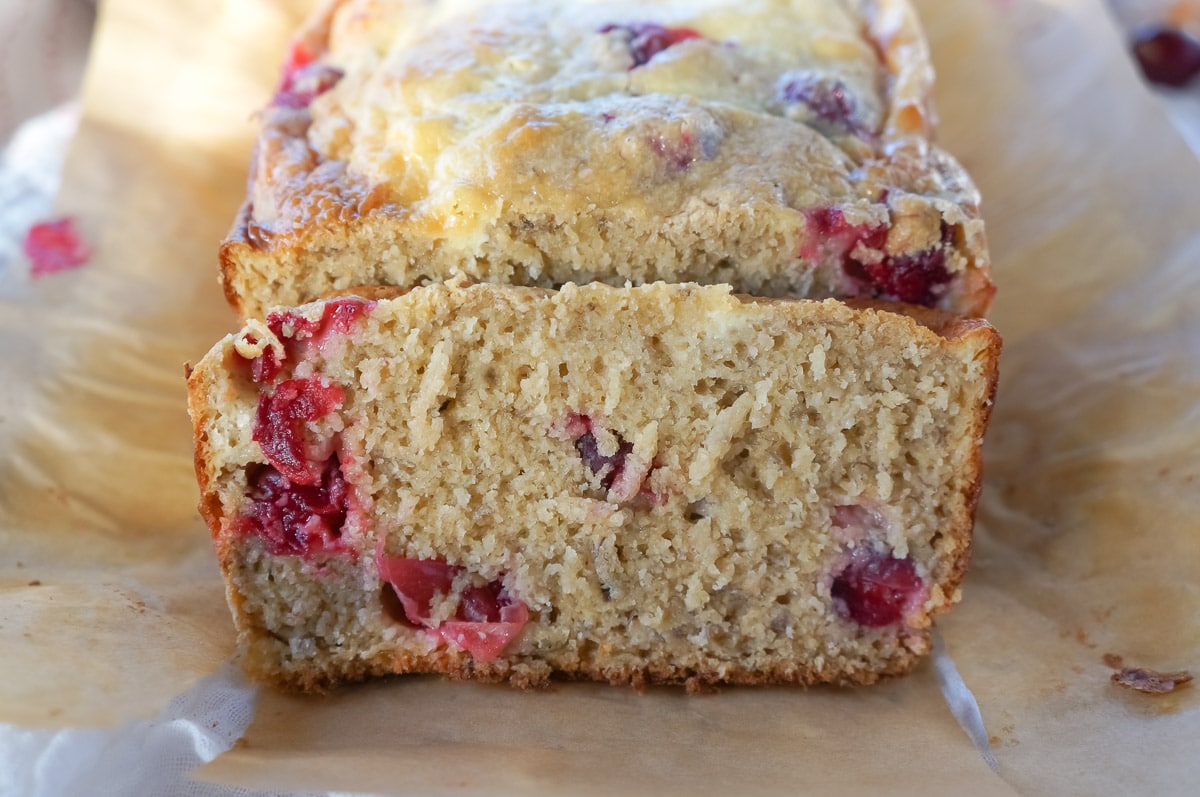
[
  {"x1": 242, "y1": 633, "x2": 926, "y2": 694},
  {"x1": 218, "y1": 201, "x2": 255, "y2": 319},
  {"x1": 938, "y1": 323, "x2": 1000, "y2": 601},
  {"x1": 186, "y1": 362, "x2": 224, "y2": 542}
]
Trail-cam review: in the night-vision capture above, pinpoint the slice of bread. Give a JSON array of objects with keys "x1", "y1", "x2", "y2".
[{"x1": 188, "y1": 281, "x2": 1000, "y2": 691}]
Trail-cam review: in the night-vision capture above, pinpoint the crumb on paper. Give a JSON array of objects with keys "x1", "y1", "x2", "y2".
[
  {"x1": 23, "y1": 216, "x2": 91, "y2": 277},
  {"x1": 27, "y1": 580, "x2": 42, "y2": 587},
  {"x1": 1111, "y1": 667, "x2": 1194, "y2": 694}
]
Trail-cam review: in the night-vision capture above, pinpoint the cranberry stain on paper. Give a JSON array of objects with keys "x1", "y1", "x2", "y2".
[{"x1": 23, "y1": 217, "x2": 90, "y2": 277}]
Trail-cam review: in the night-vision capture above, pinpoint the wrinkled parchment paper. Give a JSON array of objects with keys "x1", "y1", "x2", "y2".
[{"x1": 1, "y1": 0, "x2": 1197, "y2": 794}]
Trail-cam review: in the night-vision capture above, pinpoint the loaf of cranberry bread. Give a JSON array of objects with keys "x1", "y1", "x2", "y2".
[
  {"x1": 187, "y1": 281, "x2": 1000, "y2": 690},
  {"x1": 221, "y1": 0, "x2": 994, "y2": 319}
]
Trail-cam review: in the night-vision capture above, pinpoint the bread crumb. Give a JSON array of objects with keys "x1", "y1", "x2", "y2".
[{"x1": 1111, "y1": 667, "x2": 1193, "y2": 694}]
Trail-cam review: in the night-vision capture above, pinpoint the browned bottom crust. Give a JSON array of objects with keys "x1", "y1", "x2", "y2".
[{"x1": 257, "y1": 644, "x2": 926, "y2": 695}]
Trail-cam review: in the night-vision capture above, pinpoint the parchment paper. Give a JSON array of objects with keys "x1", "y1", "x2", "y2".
[{"x1": 0, "y1": 0, "x2": 1196, "y2": 794}]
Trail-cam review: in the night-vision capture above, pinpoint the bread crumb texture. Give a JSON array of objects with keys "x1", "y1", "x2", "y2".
[{"x1": 189, "y1": 281, "x2": 1000, "y2": 690}]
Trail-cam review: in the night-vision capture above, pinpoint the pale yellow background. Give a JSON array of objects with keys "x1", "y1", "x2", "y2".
[{"x1": 0, "y1": 0, "x2": 1196, "y2": 794}]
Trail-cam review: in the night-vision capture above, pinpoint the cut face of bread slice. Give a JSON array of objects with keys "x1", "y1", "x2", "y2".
[
  {"x1": 187, "y1": 282, "x2": 1000, "y2": 691},
  {"x1": 221, "y1": 0, "x2": 993, "y2": 318}
]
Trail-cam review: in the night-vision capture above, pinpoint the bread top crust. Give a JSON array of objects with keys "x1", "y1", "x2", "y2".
[
  {"x1": 225, "y1": 0, "x2": 992, "y2": 318},
  {"x1": 247, "y1": 0, "x2": 949, "y2": 230},
  {"x1": 318, "y1": 0, "x2": 887, "y2": 189}
]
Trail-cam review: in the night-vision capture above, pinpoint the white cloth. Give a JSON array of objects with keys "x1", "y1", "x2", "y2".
[{"x1": 0, "y1": 663, "x2": 274, "y2": 797}]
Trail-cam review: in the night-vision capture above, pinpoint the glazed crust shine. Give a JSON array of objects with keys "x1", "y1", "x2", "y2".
[
  {"x1": 220, "y1": 0, "x2": 994, "y2": 319},
  {"x1": 188, "y1": 282, "x2": 1000, "y2": 692}
]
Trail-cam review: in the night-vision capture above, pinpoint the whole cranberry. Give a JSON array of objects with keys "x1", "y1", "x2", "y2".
[
  {"x1": 831, "y1": 551, "x2": 924, "y2": 628},
  {"x1": 1131, "y1": 26, "x2": 1200, "y2": 88}
]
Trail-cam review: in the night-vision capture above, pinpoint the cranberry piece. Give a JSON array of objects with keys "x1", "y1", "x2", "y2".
[
  {"x1": 780, "y1": 73, "x2": 859, "y2": 133},
  {"x1": 804, "y1": 207, "x2": 889, "y2": 249},
  {"x1": 806, "y1": 207, "x2": 852, "y2": 238},
  {"x1": 378, "y1": 557, "x2": 458, "y2": 625},
  {"x1": 239, "y1": 298, "x2": 373, "y2": 385},
  {"x1": 438, "y1": 599, "x2": 529, "y2": 662},
  {"x1": 651, "y1": 130, "x2": 697, "y2": 171},
  {"x1": 252, "y1": 378, "x2": 345, "y2": 485},
  {"x1": 572, "y1": 416, "x2": 635, "y2": 491},
  {"x1": 252, "y1": 347, "x2": 282, "y2": 383},
  {"x1": 23, "y1": 217, "x2": 90, "y2": 277},
  {"x1": 378, "y1": 556, "x2": 530, "y2": 661},
  {"x1": 1132, "y1": 26, "x2": 1200, "y2": 87},
  {"x1": 282, "y1": 39, "x2": 316, "y2": 73},
  {"x1": 801, "y1": 206, "x2": 886, "y2": 269},
  {"x1": 238, "y1": 457, "x2": 348, "y2": 556},
  {"x1": 266, "y1": 309, "x2": 319, "y2": 342},
  {"x1": 600, "y1": 22, "x2": 703, "y2": 68},
  {"x1": 562, "y1": 413, "x2": 664, "y2": 503},
  {"x1": 321, "y1": 296, "x2": 375, "y2": 335},
  {"x1": 266, "y1": 297, "x2": 375, "y2": 349},
  {"x1": 232, "y1": 334, "x2": 283, "y2": 384},
  {"x1": 805, "y1": 206, "x2": 954, "y2": 307},
  {"x1": 831, "y1": 551, "x2": 924, "y2": 627},
  {"x1": 459, "y1": 582, "x2": 504, "y2": 623},
  {"x1": 861, "y1": 243, "x2": 953, "y2": 306},
  {"x1": 272, "y1": 38, "x2": 343, "y2": 108},
  {"x1": 379, "y1": 557, "x2": 509, "y2": 626},
  {"x1": 562, "y1": 413, "x2": 591, "y2": 439}
]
